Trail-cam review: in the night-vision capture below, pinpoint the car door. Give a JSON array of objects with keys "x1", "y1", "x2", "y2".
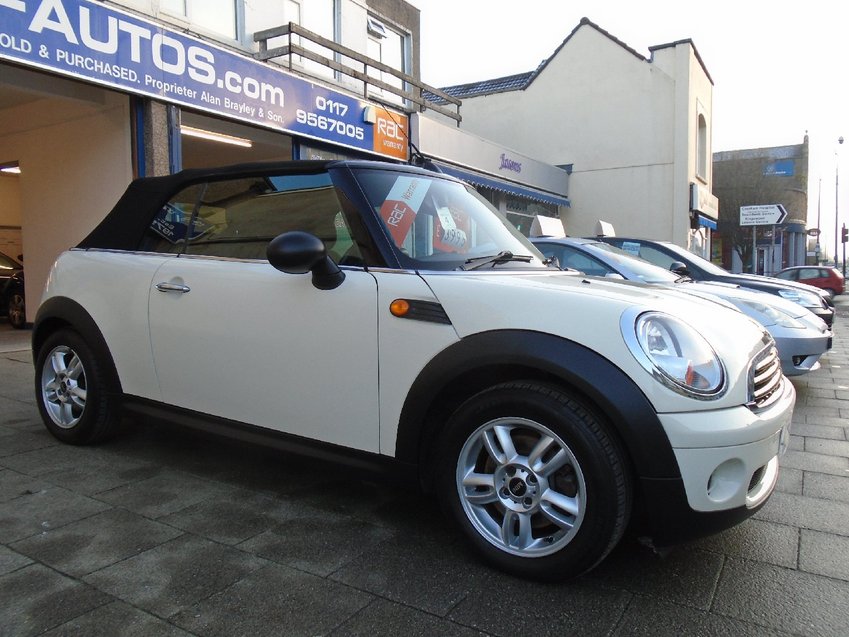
[{"x1": 146, "y1": 172, "x2": 381, "y2": 453}]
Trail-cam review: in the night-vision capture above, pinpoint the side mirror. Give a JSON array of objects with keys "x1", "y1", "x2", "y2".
[
  {"x1": 266, "y1": 231, "x2": 345, "y2": 290},
  {"x1": 669, "y1": 261, "x2": 689, "y2": 276}
]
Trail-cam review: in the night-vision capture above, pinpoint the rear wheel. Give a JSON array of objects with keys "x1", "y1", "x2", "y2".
[
  {"x1": 35, "y1": 329, "x2": 121, "y2": 444},
  {"x1": 438, "y1": 382, "x2": 631, "y2": 581},
  {"x1": 7, "y1": 292, "x2": 25, "y2": 329}
]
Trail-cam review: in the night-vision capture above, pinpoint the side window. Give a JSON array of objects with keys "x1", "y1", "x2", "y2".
[
  {"x1": 140, "y1": 183, "x2": 206, "y2": 254},
  {"x1": 797, "y1": 268, "x2": 819, "y2": 281},
  {"x1": 140, "y1": 172, "x2": 368, "y2": 265}
]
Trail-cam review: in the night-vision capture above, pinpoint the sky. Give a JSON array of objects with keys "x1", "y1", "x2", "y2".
[{"x1": 407, "y1": 0, "x2": 849, "y2": 257}]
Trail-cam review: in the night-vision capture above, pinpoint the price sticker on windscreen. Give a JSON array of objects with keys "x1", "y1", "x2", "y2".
[
  {"x1": 379, "y1": 176, "x2": 430, "y2": 245},
  {"x1": 434, "y1": 206, "x2": 468, "y2": 252}
]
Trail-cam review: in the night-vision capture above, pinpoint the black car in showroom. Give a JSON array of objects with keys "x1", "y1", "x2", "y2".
[
  {"x1": 0, "y1": 250, "x2": 25, "y2": 329},
  {"x1": 596, "y1": 236, "x2": 835, "y2": 327}
]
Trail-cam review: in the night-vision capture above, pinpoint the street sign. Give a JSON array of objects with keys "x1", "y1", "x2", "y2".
[
  {"x1": 740, "y1": 204, "x2": 788, "y2": 226},
  {"x1": 807, "y1": 228, "x2": 821, "y2": 237}
]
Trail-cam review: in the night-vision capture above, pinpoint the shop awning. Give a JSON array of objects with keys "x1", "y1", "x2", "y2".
[
  {"x1": 696, "y1": 214, "x2": 717, "y2": 230},
  {"x1": 433, "y1": 162, "x2": 571, "y2": 207}
]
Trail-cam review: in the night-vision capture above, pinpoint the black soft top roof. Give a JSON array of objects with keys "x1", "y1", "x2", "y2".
[{"x1": 77, "y1": 159, "x2": 439, "y2": 251}]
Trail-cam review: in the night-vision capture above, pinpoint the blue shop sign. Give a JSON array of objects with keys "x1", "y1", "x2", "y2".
[
  {"x1": 0, "y1": 0, "x2": 408, "y2": 160},
  {"x1": 763, "y1": 160, "x2": 795, "y2": 177}
]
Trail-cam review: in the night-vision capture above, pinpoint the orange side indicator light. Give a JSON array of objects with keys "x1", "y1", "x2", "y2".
[{"x1": 390, "y1": 299, "x2": 411, "y2": 317}]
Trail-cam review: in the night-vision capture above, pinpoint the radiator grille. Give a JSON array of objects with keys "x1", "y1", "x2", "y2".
[{"x1": 749, "y1": 345, "x2": 783, "y2": 410}]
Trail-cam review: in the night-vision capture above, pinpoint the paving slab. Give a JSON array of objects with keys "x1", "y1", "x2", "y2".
[
  {"x1": 0, "y1": 544, "x2": 32, "y2": 576},
  {"x1": 689, "y1": 518, "x2": 799, "y2": 569},
  {"x1": 798, "y1": 529, "x2": 849, "y2": 581},
  {"x1": 713, "y1": 558, "x2": 849, "y2": 636},
  {"x1": 802, "y1": 471, "x2": 849, "y2": 503},
  {"x1": 0, "y1": 486, "x2": 112, "y2": 543},
  {"x1": 0, "y1": 564, "x2": 112, "y2": 636},
  {"x1": 41, "y1": 601, "x2": 194, "y2": 637},
  {"x1": 612, "y1": 596, "x2": 795, "y2": 636},
  {"x1": 331, "y1": 598, "x2": 489, "y2": 636},
  {"x1": 447, "y1": 573, "x2": 631, "y2": 636},
  {"x1": 581, "y1": 539, "x2": 724, "y2": 611},
  {"x1": 331, "y1": 533, "x2": 487, "y2": 616},
  {"x1": 238, "y1": 509, "x2": 395, "y2": 577},
  {"x1": 83, "y1": 534, "x2": 268, "y2": 619},
  {"x1": 10, "y1": 508, "x2": 184, "y2": 577},
  {"x1": 169, "y1": 563, "x2": 373, "y2": 637}
]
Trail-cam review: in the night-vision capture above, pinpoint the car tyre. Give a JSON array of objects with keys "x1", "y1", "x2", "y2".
[
  {"x1": 35, "y1": 329, "x2": 121, "y2": 444},
  {"x1": 437, "y1": 381, "x2": 631, "y2": 581},
  {"x1": 7, "y1": 292, "x2": 25, "y2": 329}
]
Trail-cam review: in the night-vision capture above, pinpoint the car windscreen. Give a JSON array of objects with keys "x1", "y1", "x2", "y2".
[
  {"x1": 0, "y1": 252, "x2": 21, "y2": 271},
  {"x1": 655, "y1": 241, "x2": 729, "y2": 276},
  {"x1": 585, "y1": 242, "x2": 680, "y2": 283},
  {"x1": 351, "y1": 168, "x2": 548, "y2": 271}
]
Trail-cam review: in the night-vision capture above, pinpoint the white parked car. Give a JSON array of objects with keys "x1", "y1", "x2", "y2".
[{"x1": 33, "y1": 160, "x2": 794, "y2": 581}]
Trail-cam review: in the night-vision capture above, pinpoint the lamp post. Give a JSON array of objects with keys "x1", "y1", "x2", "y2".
[{"x1": 836, "y1": 136, "x2": 844, "y2": 268}]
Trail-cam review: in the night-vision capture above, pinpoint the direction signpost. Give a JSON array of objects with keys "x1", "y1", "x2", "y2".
[
  {"x1": 740, "y1": 205, "x2": 788, "y2": 274},
  {"x1": 739, "y1": 204, "x2": 788, "y2": 226}
]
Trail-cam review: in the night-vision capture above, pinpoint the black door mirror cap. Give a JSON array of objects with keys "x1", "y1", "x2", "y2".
[
  {"x1": 266, "y1": 231, "x2": 345, "y2": 290},
  {"x1": 669, "y1": 261, "x2": 689, "y2": 276}
]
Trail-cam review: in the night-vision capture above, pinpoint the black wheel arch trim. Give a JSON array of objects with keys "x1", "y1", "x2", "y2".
[
  {"x1": 32, "y1": 296, "x2": 122, "y2": 395},
  {"x1": 395, "y1": 329, "x2": 680, "y2": 482}
]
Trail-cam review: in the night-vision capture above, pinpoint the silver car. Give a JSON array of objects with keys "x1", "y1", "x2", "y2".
[{"x1": 532, "y1": 237, "x2": 832, "y2": 376}]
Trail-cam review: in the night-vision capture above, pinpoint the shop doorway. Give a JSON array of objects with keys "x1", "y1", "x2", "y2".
[{"x1": 0, "y1": 65, "x2": 133, "y2": 325}]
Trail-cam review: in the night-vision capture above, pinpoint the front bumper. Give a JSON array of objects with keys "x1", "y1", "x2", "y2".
[
  {"x1": 774, "y1": 330, "x2": 832, "y2": 376},
  {"x1": 637, "y1": 377, "x2": 794, "y2": 550}
]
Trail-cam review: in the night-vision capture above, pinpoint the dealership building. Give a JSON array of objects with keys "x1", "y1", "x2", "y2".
[{"x1": 1, "y1": 0, "x2": 572, "y2": 324}]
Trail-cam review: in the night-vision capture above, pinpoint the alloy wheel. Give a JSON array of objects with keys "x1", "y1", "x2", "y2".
[
  {"x1": 456, "y1": 417, "x2": 586, "y2": 557},
  {"x1": 41, "y1": 345, "x2": 88, "y2": 429}
]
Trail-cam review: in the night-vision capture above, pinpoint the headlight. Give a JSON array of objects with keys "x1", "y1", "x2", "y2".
[
  {"x1": 777, "y1": 288, "x2": 824, "y2": 309},
  {"x1": 733, "y1": 299, "x2": 805, "y2": 329},
  {"x1": 625, "y1": 312, "x2": 726, "y2": 398}
]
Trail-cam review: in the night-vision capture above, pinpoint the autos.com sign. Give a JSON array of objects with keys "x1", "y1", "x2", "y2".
[{"x1": 0, "y1": 0, "x2": 408, "y2": 160}]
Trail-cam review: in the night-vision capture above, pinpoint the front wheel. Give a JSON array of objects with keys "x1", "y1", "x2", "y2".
[
  {"x1": 35, "y1": 329, "x2": 121, "y2": 444},
  {"x1": 437, "y1": 382, "x2": 631, "y2": 581}
]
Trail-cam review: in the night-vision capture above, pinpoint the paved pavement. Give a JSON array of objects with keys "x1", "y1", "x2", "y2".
[{"x1": 1, "y1": 301, "x2": 849, "y2": 637}]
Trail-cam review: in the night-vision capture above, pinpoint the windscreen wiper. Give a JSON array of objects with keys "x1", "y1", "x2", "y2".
[{"x1": 460, "y1": 251, "x2": 534, "y2": 271}]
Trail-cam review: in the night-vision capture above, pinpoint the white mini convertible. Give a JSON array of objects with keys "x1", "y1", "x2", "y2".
[{"x1": 33, "y1": 160, "x2": 794, "y2": 580}]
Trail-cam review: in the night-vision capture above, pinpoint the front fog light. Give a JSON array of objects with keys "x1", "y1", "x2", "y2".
[{"x1": 627, "y1": 312, "x2": 725, "y2": 398}]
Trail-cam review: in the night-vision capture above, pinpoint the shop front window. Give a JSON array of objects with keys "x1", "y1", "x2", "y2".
[
  {"x1": 505, "y1": 195, "x2": 558, "y2": 219},
  {"x1": 504, "y1": 196, "x2": 559, "y2": 237}
]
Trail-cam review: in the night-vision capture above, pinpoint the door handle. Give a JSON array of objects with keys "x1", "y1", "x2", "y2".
[{"x1": 155, "y1": 282, "x2": 191, "y2": 293}]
